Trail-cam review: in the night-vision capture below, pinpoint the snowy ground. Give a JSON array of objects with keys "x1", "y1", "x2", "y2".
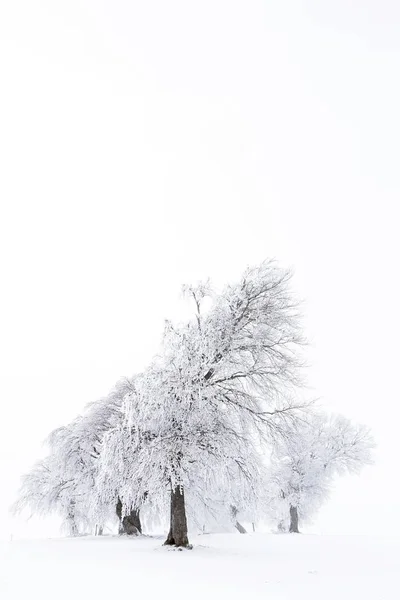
[{"x1": 1, "y1": 533, "x2": 399, "y2": 599}]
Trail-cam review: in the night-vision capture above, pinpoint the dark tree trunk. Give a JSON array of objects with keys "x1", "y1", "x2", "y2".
[
  {"x1": 164, "y1": 486, "x2": 189, "y2": 547},
  {"x1": 122, "y1": 511, "x2": 141, "y2": 535},
  {"x1": 230, "y1": 505, "x2": 247, "y2": 534},
  {"x1": 289, "y1": 505, "x2": 300, "y2": 533},
  {"x1": 116, "y1": 498, "x2": 142, "y2": 535},
  {"x1": 234, "y1": 521, "x2": 247, "y2": 534}
]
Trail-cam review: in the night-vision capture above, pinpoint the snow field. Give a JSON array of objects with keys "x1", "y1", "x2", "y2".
[{"x1": 1, "y1": 533, "x2": 399, "y2": 600}]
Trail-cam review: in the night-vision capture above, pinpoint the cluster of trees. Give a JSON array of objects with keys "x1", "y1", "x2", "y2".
[{"x1": 13, "y1": 261, "x2": 374, "y2": 546}]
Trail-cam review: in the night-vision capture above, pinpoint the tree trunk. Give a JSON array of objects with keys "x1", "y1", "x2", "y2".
[
  {"x1": 235, "y1": 521, "x2": 247, "y2": 534},
  {"x1": 164, "y1": 486, "x2": 189, "y2": 547},
  {"x1": 277, "y1": 520, "x2": 286, "y2": 533},
  {"x1": 230, "y1": 505, "x2": 247, "y2": 534},
  {"x1": 122, "y1": 511, "x2": 141, "y2": 535},
  {"x1": 66, "y1": 503, "x2": 79, "y2": 537},
  {"x1": 289, "y1": 505, "x2": 300, "y2": 533},
  {"x1": 68, "y1": 519, "x2": 79, "y2": 537},
  {"x1": 116, "y1": 498, "x2": 142, "y2": 535}
]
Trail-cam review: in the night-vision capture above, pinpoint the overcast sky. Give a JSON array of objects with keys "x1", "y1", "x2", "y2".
[{"x1": 1, "y1": 0, "x2": 399, "y2": 539}]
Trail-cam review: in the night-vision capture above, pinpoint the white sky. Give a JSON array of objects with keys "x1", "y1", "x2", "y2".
[{"x1": 1, "y1": 0, "x2": 399, "y2": 539}]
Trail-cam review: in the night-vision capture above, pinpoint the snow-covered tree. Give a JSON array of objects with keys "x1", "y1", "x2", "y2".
[
  {"x1": 14, "y1": 379, "x2": 143, "y2": 536},
  {"x1": 265, "y1": 412, "x2": 375, "y2": 533},
  {"x1": 12, "y1": 452, "x2": 89, "y2": 536},
  {"x1": 108, "y1": 260, "x2": 306, "y2": 547}
]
